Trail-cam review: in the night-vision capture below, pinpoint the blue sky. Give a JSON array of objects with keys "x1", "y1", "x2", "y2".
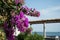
[{"x1": 24, "y1": 0, "x2": 60, "y2": 32}]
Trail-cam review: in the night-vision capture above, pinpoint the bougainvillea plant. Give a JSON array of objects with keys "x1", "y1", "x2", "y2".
[{"x1": 0, "y1": 0, "x2": 40, "y2": 40}]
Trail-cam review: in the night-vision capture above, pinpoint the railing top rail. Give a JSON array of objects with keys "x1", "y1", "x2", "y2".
[{"x1": 29, "y1": 18, "x2": 60, "y2": 24}]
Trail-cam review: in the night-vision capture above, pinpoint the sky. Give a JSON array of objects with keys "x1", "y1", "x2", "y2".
[{"x1": 24, "y1": 0, "x2": 60, "y2": 32}]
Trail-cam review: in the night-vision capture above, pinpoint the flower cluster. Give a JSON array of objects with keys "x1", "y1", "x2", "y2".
[
  {"x1": 15, "y1": 11, "x2": 29, "y2": 32},
  {"x1": 21, "y1": 6, "x2": 40, "y2": 17},
  {"x1": 0, "y1": 0, "x2": 40, "y2": 40},
  {"x1": 3, "y1": 11, "x2": 29, "y2": 40},
  {"x1": 3, "y1": 22, "x2": 15, "y2": 40}
]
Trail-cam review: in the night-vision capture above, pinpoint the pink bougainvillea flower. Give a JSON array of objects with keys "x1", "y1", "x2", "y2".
[
  {"x1": 24, "y1": 17, "x2": 29, "y2": 27},
  {"x1": 19, "y1": 0, "x2": 24, "y2": 4},
  {"x1": 19, "y1": 11, "x2": 24, "y2": 18},
  {"x1": 3, "y1": 22, "x2": 15, "y2": 40},
  {"x1": 33, "y1": 11, "x2": 40, "y2": 17},
  {"x1": 21, "y1": 6, "x2": 40, "y2": 17},
  {"x1": 14, "y1": 11, "x2": 29, "y2": 32},
  {"x1": 15, "y1": 0, "x2": 19, "y2": 5},
  {"x1": 15, "y1": 0, "x2": 24, "y2": 5},
  {"x1": 27, "y1": 9, "x2": 40, "y2": 17},
  {"x1": 21, "y1": 6, "x2": 30, "y2": 14}
]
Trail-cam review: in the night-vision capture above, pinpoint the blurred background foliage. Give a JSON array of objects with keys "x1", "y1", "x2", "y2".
[
  {"x1": 17, "y1": 32, "x2": 44, "y2": 40},
  {"x1": 17, "y1": 27, "x2": 44, "y2": 40}
]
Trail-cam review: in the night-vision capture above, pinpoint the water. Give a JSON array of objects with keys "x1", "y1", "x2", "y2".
[{"x1": 32, "y1": 32, "x2": 60, "y2": 36}]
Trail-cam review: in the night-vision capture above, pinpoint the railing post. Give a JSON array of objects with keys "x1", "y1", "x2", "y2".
[{"x1": 43, "y1": 23, "x2": 46, "y2": 40}]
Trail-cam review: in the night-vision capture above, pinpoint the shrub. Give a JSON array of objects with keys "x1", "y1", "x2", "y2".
[{"x1": 17, "y1": 32, "x2": 44, "y2": 40}]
